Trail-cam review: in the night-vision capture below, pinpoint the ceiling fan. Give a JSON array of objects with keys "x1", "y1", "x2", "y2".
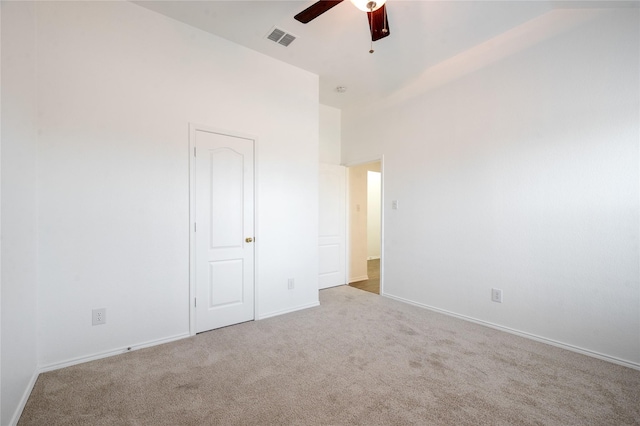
[{"x1": 294, "y1": 0, "x2": 390, "y2": 52}]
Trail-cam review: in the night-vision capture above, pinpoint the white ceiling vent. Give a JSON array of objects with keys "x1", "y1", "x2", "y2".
[{"x1": 266, "y1": 27, "x2": 297, "y2": 47}]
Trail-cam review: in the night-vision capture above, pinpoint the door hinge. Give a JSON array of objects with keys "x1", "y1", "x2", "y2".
[
  {"x1": 194, "y1": 147, "x2": 196, "y2": 157},
  {"x1": 194, "y1": 298, "x2": 197, "y2": 308},
  {"x1": 194, "y1": 222, "x2": 196, "y2": 232}
]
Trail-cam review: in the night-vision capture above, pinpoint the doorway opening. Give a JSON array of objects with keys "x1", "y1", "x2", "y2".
[{"x1": 347, "y1": 161, "x2": 382, "y2": 295}]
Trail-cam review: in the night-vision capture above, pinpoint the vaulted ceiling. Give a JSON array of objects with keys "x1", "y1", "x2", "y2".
[{"x1": 134, "y1": 1, "x2": 633, "y2": 109}]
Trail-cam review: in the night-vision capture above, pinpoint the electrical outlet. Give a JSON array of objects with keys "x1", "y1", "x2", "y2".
[
  {"x1": 288, "y1": 278, "x2": 295, "y2": 290},
  {"x1": 92, "y1": 308, "x2": 106, "y2": 325},
  {"x1": 491, "y1": 288, "x2": 503, "y2": 303}
]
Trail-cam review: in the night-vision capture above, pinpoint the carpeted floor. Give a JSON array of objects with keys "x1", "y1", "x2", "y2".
[{"x1": 19, "y1": 285, "x2": 640, "y2": 425}]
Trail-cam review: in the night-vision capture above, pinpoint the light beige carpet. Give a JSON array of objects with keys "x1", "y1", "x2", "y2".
[{"x1": 19, "y1": 286, "x2": 640, "y2": 425}]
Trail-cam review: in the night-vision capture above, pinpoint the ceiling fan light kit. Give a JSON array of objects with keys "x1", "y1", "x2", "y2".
[{"x1": 350, "y1": 0, "x2": 386, "y2": 13}]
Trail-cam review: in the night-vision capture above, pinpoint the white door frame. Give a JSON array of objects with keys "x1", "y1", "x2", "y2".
[
  {"x1": 188, "y1": 123, "x2": 259, "y2": 336},
  {"x1": 344, "y1": 156, "x2": 385, "y2": 295}
]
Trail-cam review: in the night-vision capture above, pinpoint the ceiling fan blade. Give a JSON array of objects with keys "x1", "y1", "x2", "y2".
[
  {"x1": 294, "y1": 0, "x2": 344, "y2": 24},
  {"x1": 367, "y1": 4, "x2": 390, "y2": 42}
]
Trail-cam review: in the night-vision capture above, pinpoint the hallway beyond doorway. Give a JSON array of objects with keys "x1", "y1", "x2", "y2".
[{"x1": 349, "y1": 259, "x2": 380, "y2": 294}]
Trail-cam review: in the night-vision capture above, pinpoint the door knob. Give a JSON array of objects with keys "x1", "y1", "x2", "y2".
[{"x1": 245, "y1": 237, "x2": 254, "y2": 243}]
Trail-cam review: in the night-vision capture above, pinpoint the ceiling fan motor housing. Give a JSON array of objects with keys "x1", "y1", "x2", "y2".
[{"x1": 294, "y1": 0, "x2": 390, "y2": 43}]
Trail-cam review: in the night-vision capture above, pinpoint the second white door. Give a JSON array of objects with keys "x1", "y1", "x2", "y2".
[
  {"x1": 194, "y1": 128, "x2": 255, "y2": 333},
  {"x1": 319, "y1": 163, "x2": 347, "y2": 289}
]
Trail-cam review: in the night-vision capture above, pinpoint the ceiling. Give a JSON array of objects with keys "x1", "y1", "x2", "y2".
[{"x1": 133, "y1": 0, "x2": 634, "y2": 109}]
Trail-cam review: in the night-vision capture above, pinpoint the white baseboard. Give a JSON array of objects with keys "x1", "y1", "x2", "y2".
[
  {"x1": 349, "y1": 275, "x2": 369, "y2": 283},
  {"x1": 8, "y1": 369, "x2": 39, "y2": 426},
  {"x1": 383, "y1": 293, "x2": 640, "y2": 371},
  {"x1": 39, "y1": 332, "x2": 191, "y2": 373},
  {"x1": 319, "y1": 282, "x2": 346, "y2": 290},
  {"x1": 258, "y1": 301, "x2": 320, "y2": 320}
]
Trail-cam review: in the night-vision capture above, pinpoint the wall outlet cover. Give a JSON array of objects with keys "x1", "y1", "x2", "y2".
[
  {"x1": 491, "y1": 288, "x2": 503, "y2": 303},
  {"x1": 92, "y1": 308, "x2": 106, "y2": 325}
]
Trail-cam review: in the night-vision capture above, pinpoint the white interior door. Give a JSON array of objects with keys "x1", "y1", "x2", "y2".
[
  {"x1": 319, "y1": 163, "x2": 346, "y2": 289},
  {"x1": 193, "y1": 128, "x2": 255, "y2": 333}
]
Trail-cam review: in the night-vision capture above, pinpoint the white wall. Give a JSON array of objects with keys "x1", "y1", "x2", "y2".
[
  {"x1": 342, "y1": 9, "x2": 640, "y2": 366},
  {"x1": 319, "y1": 104, "x2": 341, "y2": 165},
  {"x1": 1, "y1": 2, "x2": 39, "y2": 424},
  {"x1": 32, "y1": 1, "x2": 318, "y2": 368}
]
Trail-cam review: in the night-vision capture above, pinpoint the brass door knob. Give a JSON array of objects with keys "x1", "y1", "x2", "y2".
[{"x1": 245, "y1": 237, "x2": 254, "y2": 243}]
